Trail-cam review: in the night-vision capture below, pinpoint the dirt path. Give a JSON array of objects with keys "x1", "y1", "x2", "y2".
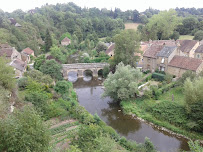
[{"x1": 50, "y1": 119, "x2": 76, "y2": 129}]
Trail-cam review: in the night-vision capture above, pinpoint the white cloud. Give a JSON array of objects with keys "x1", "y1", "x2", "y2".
[{"x1": 0, "y1": 0, "x2": 202, "y2": 12}]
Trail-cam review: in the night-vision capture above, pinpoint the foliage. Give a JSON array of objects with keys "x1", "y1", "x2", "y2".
[
  {"x1": 54, "y1": 80, "x2": 72, "y2": 95},
  {"x1": 40, "y1": 59, "x2": 63, "y2": 80},
  {"x1": 177, "y1": 70, "x2": 196, "y2": 86},
  {"x1": 24, "y1": 69, "x2": 53, "y2": 85},
  {"x1": 184, "y1": 77, "x2": 203, "y2": 132},
  {"x1": 164, "y1": 73, "x2": 173, "y2": 83},
  {"x1": 102, "y1": 65, "x2": 110, "y2": 78},
  {"x1": 113, "y1": 30, "x2": 140, "y2": 67},
  {"x1": 33, "y1": 54, "x2": 46, "y2": 70},
  {"x1": 187, "y1": 140, "x2": 203, "y2": 152},
  {"x1": 0, "y1": 106, "x2": 50, "y2": 152},
  {"x1": 103, "y1": 62, "x2": 142, "y2": 100},
  {"x1": 0, "y1": 86, "x2": 10, "y2": 117},
  {"x1": 50, "y1": 45, "x2": 66, "y2": 63},
  {"x1": 193, "y1": 30, "x2": 203, "y2": 40},
  {"x1": 60, "y1": 32, "x2": 72, "y2": 42},
  {"x1": 96, "y1": 42, "x2": 108, "y2": 53},
  {"x1": 45, "y1": 29, "x2": 53, "y2": 52},
  {"x1": 139, "y1": 9, "x2": 181, "y2": 40},
  {"x1": 17, "y1": 77, "x2": 28, "y2": 90},
  {"x1": 152, "y1": 72, "x2": 165, "y2": 81},
  {"x1": 0, "y1": 57, "x2": 15, "y2": 90},
  {"x1": 144, "y1": 137, "x2": 156, "y2": 152}
]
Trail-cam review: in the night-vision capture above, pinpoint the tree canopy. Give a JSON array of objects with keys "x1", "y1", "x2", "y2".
[{"x1": 103, "y1": 62, "x2": 142, "y2": 101}]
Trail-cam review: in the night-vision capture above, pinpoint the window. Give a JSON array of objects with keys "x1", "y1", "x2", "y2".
[
  {"x1": 148, "y1": 58, "x2": 150, "y2": 62},
  {"x1": 197, "y1": 54, "x2": 200, "y2": 58},
  {"x1": 161, "y1": 58, "x2": 165, "y2": 63}
]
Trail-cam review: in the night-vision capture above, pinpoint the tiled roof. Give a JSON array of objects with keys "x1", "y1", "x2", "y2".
[
  {"x1": 10, "y1": 59, "x2": 26, "y2": 71},
  {"x1": 143, "y1": 45, "x2": 164, "y2": 58},
  {"x1": 22, "y1": 47, "x2": 34, "y2": 55},
  {"x1": 195, "y1": 45, "x2": 203, "y2": 53},
  {"x1": 0, "y1": 44, "x2": 11, "y2": 49},
  {"x1": 105, "y1": 43, "x2": 115, "y2": 55},
  {"x1": 0, "y1": 48, "x2": 13, "y2": 57},
  {"x1": 151, "y1": 40, "x2": 176, "y2": 46},
  {"x1": 168, "y1": 55, "x2": 202, "y2": 71},
  {"x1": 61, "y1": 37, "x2": 71, "y2": 42},
  {"x1": 157, "y1": 46, "x2": 177, "y2": 58},
  {"x1": 176, "y1": 40, "x2": 198, "y2": 53}
]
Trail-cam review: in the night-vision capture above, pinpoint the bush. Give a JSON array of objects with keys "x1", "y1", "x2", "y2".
[
  {"x1": 17, "y1": 77, "x2": 28, "y2": 90},
  {"x1": 164, "y1": 74, "x2": 173, "y2": 84},
  {"x1": 102, "y1": 65, "x2": 110, "y2": 78},
  {"x1": 152, "y1": 72, "x2": 165, "y2": 81},
  {"x1": 54, "y1": 80, "x2": 72, "y2": 95}
]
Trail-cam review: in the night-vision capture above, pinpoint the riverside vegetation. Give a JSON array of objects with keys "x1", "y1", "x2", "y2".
[
  {"x1": 0, "y1": 57, "x2": 159, "y2": 152},
  {"x1": 103, "y1": 63, "x2": 203, "y2": 151}
]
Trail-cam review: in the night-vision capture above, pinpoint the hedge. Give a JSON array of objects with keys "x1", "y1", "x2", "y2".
[{"x1": 152, "y1": 72, "x2": 165, "y2": 81}]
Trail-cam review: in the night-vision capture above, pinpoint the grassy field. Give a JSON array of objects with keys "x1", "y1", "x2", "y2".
[
  {"x1": 179, "y1": 35, "x2": 194, "y2": 40},
  {"x1": 124, "y1": 23, "x2": 142, "y2": 30}
]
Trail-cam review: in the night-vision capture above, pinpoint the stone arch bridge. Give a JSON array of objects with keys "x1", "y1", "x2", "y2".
[{"x1": 62, "y1": 63, "x2": 109, "y2": 79}]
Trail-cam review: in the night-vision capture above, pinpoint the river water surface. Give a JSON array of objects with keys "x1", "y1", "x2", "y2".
[{"x1": 70, "y1": 74, "x2": 190, "y2": 152}]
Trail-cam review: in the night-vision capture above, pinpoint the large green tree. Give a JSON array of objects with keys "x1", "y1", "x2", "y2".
[
  {"x1": 40, "y1": 59, "x2": 63, "y2": 80},
  {"x1": 0, "y1": 106, "x2": 50, "y2": 152},
  {"x1": 103, "y1": 62, "x2": 142, "y2": 101},
  {"x1": 141, "y1": 9, "x2": 181, "y2": 40},
  {"x1": 113, "y1": 30, "x2": 140, "y2": 67}
]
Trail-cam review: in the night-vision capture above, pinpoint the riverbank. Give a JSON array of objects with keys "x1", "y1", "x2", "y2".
[{"x1": 120, "y1": 95, "x2": 203, "y2": 142}]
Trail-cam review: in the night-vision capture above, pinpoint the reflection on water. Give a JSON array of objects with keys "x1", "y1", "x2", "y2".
[{"x1": 73, "y1": 78, "x2": 190, "y2": 152}]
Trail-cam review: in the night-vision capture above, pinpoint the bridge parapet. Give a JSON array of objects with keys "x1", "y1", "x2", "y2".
[{"x1": 62, "y1": 63, "x2": 109, "y2": 79}]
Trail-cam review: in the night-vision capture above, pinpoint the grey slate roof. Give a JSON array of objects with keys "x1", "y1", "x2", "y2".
[
  {"x1": 195, "y1": 45, "x2": 203, "y2": 53},
  {"x1": 157, "y1": 46, "x2": 177, "y2": 58},
  {"x1": 10, "y1": 59, "x2": 26, "y2": 71}
]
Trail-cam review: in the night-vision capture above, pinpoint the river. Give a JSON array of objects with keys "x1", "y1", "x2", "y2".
[{"x1": 69, "y1": 73, "x2": 190, "y2": 152}]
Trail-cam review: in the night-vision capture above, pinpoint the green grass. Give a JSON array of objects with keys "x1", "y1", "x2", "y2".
[
  {"x1": 121, "y1": 87, "x2": 203, "y2": 140},
  {"x1": 179, "y1": 35, "x2": 194, "y2": 40}
]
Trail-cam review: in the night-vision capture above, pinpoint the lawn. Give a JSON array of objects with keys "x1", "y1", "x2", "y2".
[
  {"x1": 179, "y1": 35, "x2": 194, "y2": 40},
  {"x1": 124, "y1": 23, "x2": 142, "y2": 30}
]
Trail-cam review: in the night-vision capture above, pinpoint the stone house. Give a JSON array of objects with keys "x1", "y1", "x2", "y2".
[
  {"x1": 167, "y1": 56, "x2": 203, "y2": 77},
  {"x1": 0, "y1": 47, "x2": 21, "y2": 61},
  {"x1": 61, "y1": 37, "x2": 71, "y2": 46},
  {"x1": 156, "y1": 46, "x2": 179, "y2": 72},
  {"x1": 143, "y1": 45, "x2": 164, "y2": 72},
  {"x1": 105, "y1": 43, "x2": 115, "y2": 57},
  {"x1": 194, "y1": 45, "x2": 203, "y2": 60},
  {"x1": 21, "y1": 47, "x2": 35, "y2": 63},
  {"x1": 176, "y1": 40, "x2": 199, "y2": 58},
  {"x1": 10, "y1": 59, "x2": 27, "y2": 78}
]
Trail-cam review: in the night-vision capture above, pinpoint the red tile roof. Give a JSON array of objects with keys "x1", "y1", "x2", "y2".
[
  {"x1": 22, "y1": 47, "x2": 34, "y2": 55},
  {"x1": 176, "y1": 40, "x2": 199, "y2": 53},
  {"x1": 195, "y1": 45, "x2": 203, "y2": 53},
  {"x1": 168, "y1": 55, "x2": 202, "y2": 71},
  {"x1": 61, "y1": 37, "x2": 71, "y2": 43},
  {"x1": 143, "y1": 45, "x2": 164, "y2": 58}
]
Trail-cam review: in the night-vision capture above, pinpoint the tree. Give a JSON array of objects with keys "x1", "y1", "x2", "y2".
[
  {"x1": 54, "y1": 80, "x2": 71, "y2": 95},
  {"x1": 96, "y1": 42, "x2": 107, "y2": 53},
  {"x1": 45, "y1": 29, "x2": 53, "y2": 52},
  {"x1": 0, "y1": 106, "x2": 50, "y2": 152},
  {"x1": 40, "y1": 59, "x2": 63, "y2": 80},
  {"x1": 193, "y1": 30, "x2": 203, "y2": 41},
  {"x1": 0, "y1": 57, "x2": 15, "y2": 90},
  {"x1": 103, "y1": 62, "x2": 142, "y2": 101},
  {"x1": 184, "y1": 77, "x2": 203, "y2": 132},
  {"x1": 143, "y1": 9, "x2": 181, "y2": 40},
  {"x1": 50, "y1": 45, "x2": 66, "y2": 63},
  {"x1": 34, "y1": 55, "x2": 46, "y2": 70},
  {"x1": 113, "y1": 30, "x2": 140, "y2": 67}
]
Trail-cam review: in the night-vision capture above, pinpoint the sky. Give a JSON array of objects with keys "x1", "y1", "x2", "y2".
[{"x1": 0, "y1": 0, "x2": 203, "y2": 13}]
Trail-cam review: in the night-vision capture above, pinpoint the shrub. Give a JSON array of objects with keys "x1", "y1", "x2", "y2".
[
  {"x1": 164, "y1": 74, "x2": 173, "y2": 84},
  {"x1": 152, "y1": 72, "x2": 165, "y2": 81},
  {"x1": 54, "y1": 80, "x2": 71, "y2": 95},
  {"x1": 17, "y1": 77, "x2": 28, "y2": 90}
]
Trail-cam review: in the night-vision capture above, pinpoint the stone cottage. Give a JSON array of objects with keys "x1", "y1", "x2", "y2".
[
  {"x1": 10, "y1": 59, "x2": 27, "y2": 78},
  {"x1": 176, "y1": 40, "x2": 199, "y2": 58},
  {"x1": 105, "y1": 43, "x2": 115, "y2": 57},
  {"x1": 61, "y1": 37, "x2": 71, "y2": 46},
  {"x1": 167, "y1": 56, "x2": 203, "y2": 77},
  {"x1": 21, "y1": 47, "x2": 35, "y2": 63},
  {"x1": 194, "y1": 45, "x2": 203, "y2": 60},
  {"x1": 0, "y1": 47, "x2": 21, "y2": 61}
]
